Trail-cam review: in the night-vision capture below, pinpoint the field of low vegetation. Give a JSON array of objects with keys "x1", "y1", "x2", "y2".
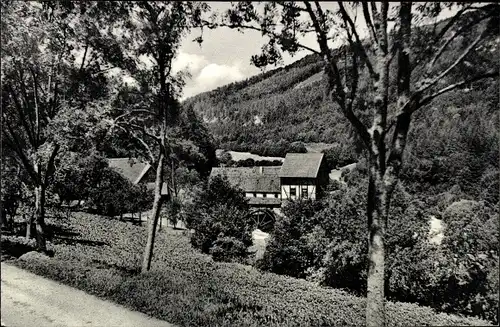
[{"x1": 1, "y1": 212, "x2": 492, "y2": 327}]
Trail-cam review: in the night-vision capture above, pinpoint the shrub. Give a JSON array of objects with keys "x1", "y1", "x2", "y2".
[
  {"x1": 183, "y1": 175, "x2": 253, "y2": 261},
  {"x1": 51, "y1": 153, "x2": 108, "y2": 205},
  {"x1": 437, "y1": 200, "x2": 499, "y2": 323},
  {"x1": 210, "y1": 236, "x2": 249, "y2": 263},
  {"x1": 163, "y1": 197, "x2": 183, "y2": 227},
  {"x1": 258, "y1": 199, "x2": 325, "y2": 278},
  {"x1": 479, "y1": 168, "x2": 499, "y2": 205},
  {"x1": 87, "y1": 168, "x2": 152, "y2": 217},
  {"x1": 260, "y1": 180, "x2": 500, "y2": 323},
  {"x1": 309, "y1": 183, "x2": 368, "y2": 292},
  {"x1": 322, "y1": 144, "x2": 357, "y2": 170}
]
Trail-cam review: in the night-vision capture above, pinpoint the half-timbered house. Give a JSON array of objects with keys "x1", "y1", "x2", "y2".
[{"x1": 278, "y1": 153, "x2": 329, "y2": 201}]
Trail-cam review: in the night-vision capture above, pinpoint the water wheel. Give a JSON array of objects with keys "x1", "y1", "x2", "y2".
[{"x1": 251, "y1": 209, "x2": 275, "y2": 233}]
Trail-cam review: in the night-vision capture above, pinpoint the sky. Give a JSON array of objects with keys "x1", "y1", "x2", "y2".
[
  {"x1": 157, "y1": 2, "x2": 459, "y2": 100},
  {"x1": 173, "y1": 2, "x2": 337, "y2": 100}
]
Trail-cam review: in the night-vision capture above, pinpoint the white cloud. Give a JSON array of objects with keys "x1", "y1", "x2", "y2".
[
  {"x1": 181, "y1": 62, "x2": 246, "y2": 100},
  {"x1": 172, "y1": 51, "x2": 207, "y2": 74},
  {"x1": 196, "y1": 63, "x2": 244, "y2": 84},
  {"x1": 102, "y1": 50, "x2": 247, "y2": 100}
]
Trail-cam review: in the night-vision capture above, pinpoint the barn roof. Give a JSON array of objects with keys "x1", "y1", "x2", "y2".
[
  {"x1": 107, "y1": 158, "x2": 151, "y2": 184},
  {"x1": 278, "y1": 153, "x2": 324, "y2": 178},
  {"x1": 210, "y1": 166, "x2": 281, "y2": 193}
]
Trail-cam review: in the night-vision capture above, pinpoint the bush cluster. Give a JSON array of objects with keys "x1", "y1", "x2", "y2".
[
  {"x1": 50, "y1": 153, "x2": 153, "y2": 217},
  {"x1": 87, "y1": 168, "x2": 153, "y2": 217},
  {"x1": 321, "y1": 144, "x2": 357, "y2": 170},
  {"x1": 183, "y1": 175, "x2": 254, "y2": 262}
]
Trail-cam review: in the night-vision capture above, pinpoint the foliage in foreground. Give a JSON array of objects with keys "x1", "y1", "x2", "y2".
[
  {"x1": 183, "y1": 175, "x2": 254, "y2": 262},
  {"x1": 3, "y1": 212, "x2": 491, "y2": 327},
  {"x1": 51, "y1": 153, "x2": 153, "y2": 217},
  {"x1": 259, "y1": 167, "x2": 499, "y2": 324}
]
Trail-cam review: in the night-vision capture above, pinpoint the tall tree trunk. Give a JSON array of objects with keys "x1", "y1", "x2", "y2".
[
  {"x1": 25, "y1": 213, "x2": 34, "y2": 239},
  {"x1": 171, "y1": 159, "x2": 177, "y2": 197},
  {"x1": 141, "y1": 150, "x2": 165, "y2": 273},
  {"x1": 366, "y1": 163, "x2": 388, "y2": 327},
  {"x1": 34, "y1": 183, "x2": 47, "y2": 252},
  {"x1": 366, "y1": 22, "x2": 389, "y2": 321},
  {"x1": 1, "y1": 206, "x2": 7, "y2": 229}
]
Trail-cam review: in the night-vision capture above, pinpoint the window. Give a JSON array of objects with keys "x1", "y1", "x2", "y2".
[
  {"x1": 301, "y1": 187, "x2": 308, "y2": 199},
  {"x1": 290, "y1": 187, "x2": 296, "y2": 197}
]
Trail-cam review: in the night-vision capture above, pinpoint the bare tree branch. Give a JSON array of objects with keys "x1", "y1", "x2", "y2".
[
  {"x1": 362, "y1": 2, "x2": 378, "y2": 45},
  {"x1": 115, "y1": 124, "x2": 156, "y2": 163},
  {"x1": 379, "y1": 2, "x2": 389, "y2": 55},
  {"x1": 118, "y1": 121, "x2": 161, "y2": 144},
  {"x1": 418, "y1": 69, "x2": 499, "y2": 109},
  {"x1": 427, "y1": 11, "x2": 494, "y2": 73},
  {"x1": 114, "y1": 109, "x2": 158, "y2": 123},
  {"x1": 79, "y1": 40, "x2": 89, "y2": 73},
  {"x1": 416, "y1": 26, "x2": 488, "y2": 95},
  {"x1": 337, "y1": 2, "x2": 377, "y2": 79},
  {"x1": 435, "y1": 4, "x2": 472, "y2": 41},
  {"x1": 304, "y1": 1, "x2": 370, "y2": 148},
  {"x1": 29, "y1": 66, "x2": 42, "y2": 144},
  {"x1": 14, "y1": 64, "x2": 37, "y2": 141},
  {"x1": 7, "y1": 84, "x2": 36, "y2": 147},
  {"x1": 2, "y1": 118, "x2": 38, "y2": 183},
  {"x1": 43, "y1": 144, "x2": 60, "y2": 186},
  {"x1": 387, "y1": 69, "x2": 498, "y2": 130},
  {"x1": 216, "y1": 22, "x2": 321, "y2": 54},
  {"x1": 304, "y1": 1, "x2": 344, "y2": 98}
]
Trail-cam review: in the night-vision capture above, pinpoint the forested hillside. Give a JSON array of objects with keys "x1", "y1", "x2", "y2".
[{"x1": 184, "y1": 12, "x2": 499, "y2": 199}]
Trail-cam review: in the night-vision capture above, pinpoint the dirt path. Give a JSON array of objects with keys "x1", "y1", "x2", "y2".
[{"x1": 1, "y1": 263, "x2": 174, "y2": 327}]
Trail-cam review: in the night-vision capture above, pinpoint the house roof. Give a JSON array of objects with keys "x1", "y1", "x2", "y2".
[
  {"x1": 107, "y1": 158, "x2": 151, "y2": 184},
  {"x1": 278, "y1": 153, "x2": 324, "y2": 178},
  {"x1": 210, "y1": 166, "x2": 281, "y2": 193}
]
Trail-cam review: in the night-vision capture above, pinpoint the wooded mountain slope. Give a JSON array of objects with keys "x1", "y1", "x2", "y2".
[{"x1": 184, "y1": 14, "x2": 499, "y2": 198}]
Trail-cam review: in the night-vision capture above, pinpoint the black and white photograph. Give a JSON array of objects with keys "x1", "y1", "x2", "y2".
[{"x1": 1, "y1": 1, "x2": 499, "y2": 326}]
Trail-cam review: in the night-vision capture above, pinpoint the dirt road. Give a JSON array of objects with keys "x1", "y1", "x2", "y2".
[{"x1": 1, "y1": 263, "x2": 174, "y2": 327}]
